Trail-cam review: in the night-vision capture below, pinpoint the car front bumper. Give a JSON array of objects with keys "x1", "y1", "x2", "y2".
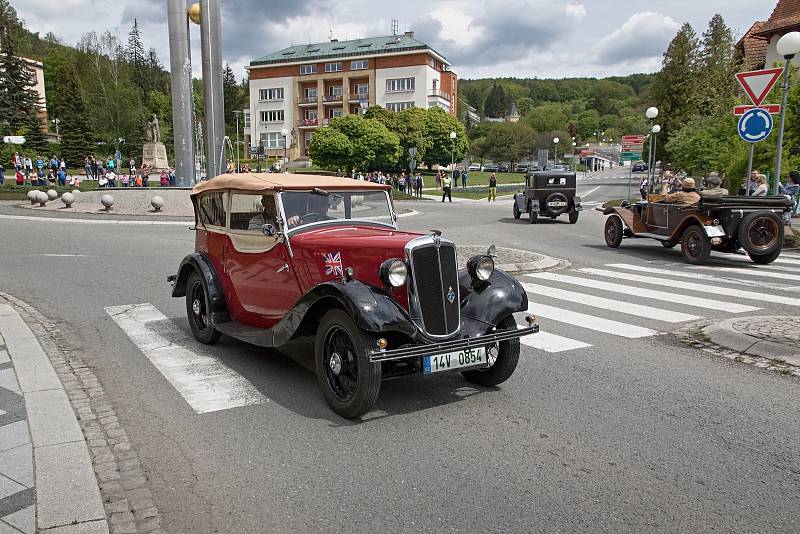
[{"x1": 368, "y1": 318, "x2": 539, "y2": 363}]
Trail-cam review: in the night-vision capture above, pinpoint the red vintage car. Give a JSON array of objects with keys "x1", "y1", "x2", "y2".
[{"x1": 169, "y1": 173, "x2": 538, "y2": 418}]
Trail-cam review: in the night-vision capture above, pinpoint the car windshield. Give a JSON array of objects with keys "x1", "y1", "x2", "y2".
[{"x1": 280, "y1": 190, "x2": 394, "y2": 230}]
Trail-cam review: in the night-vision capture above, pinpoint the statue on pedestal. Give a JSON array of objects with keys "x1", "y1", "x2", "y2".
[
  {"x1": 142, "y1": 114, "x2": 169, "y2": 172},
  {"x1": 147, "y1": 114, "x2": 161, "y2": 144}
]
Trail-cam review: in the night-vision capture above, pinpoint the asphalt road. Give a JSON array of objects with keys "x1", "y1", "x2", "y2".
[{"x1": 0, "y1": 194, "x2": 798, "y2": 533}]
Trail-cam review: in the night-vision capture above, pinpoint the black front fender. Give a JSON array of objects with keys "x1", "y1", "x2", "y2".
[
  {"x1": 458, "y1": 268, "x2": 528, "y2": 337},
  {"x1": 170, "y1": 252, "x2": 232, "y2": 324}
]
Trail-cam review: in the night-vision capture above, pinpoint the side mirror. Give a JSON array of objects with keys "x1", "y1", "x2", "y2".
[
  {"x1": 487, "y1": 244, "x2": 497, "y2": 257},
  {"x1": 261, "y1": 223, "x2": 277, "y2": 237}
]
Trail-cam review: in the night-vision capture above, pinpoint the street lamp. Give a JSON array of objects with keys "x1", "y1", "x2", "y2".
[
  {"x1": 774, "y1": 31, "x2": 800, "y2": 194},
  {"x1": 645, "y1": 106, "x2": 659, "y2": 187},
  {"x1": 233, "y1": 110, "x2": 242, "y2": 173},
  {"x1": 51, "y1": 118, "x2": 60, "y2": 142},
  {"x1": 281, "y1": 127, "x2": 289, "y2": 170},
  {"x1": 449, "y1": 131, "x2": 457, "y2": 171},
  {"x1": 650, "y1": 125, "x2": 661, "y2": 191},
  {"x1": 571, "y1": 141, "x2": 577, "y2": 170},
  {"x1": 553, "y1": 137, "x2": 560, "y2": 165}
]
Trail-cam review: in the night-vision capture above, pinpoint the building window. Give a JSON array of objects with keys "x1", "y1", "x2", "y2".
[
  {"x1": 329, "y1": 86, "x2": 343, "y2": 96},
  {"x1": 259, "y1": 88, "x2": 284, "y2": 101},
  {"x1": 305, "y1": 87, "x2": 317, "y2": 99},
  {"x1": 386, "y1": 102, "x2": 414, "y2": 112},
  {"x1": 351, "y1": 60, "x2": 368, "y2": 70},
  {"x1": 324, "y1": 62, "x2": 343, "y2": 73},
  {"x1": 386, "y1": 77, "x2": 415, "y2": 92},
  {"x1": 354, "y1": 84, "x2": 369, "y2": 95},
  {"x1": 300, "y1": 64, "x2": 317, "y2": 75},
  {"x1": 260, "y1": 110, "x2": 284, "y2": 123},
  {"x1": 304, "y1": 109, "x2": 317, "y2": 120},
  {"x1": 243, "y1": 111, "x2": 251, "y2": 127},
  {"x1": 260, "y1": 132, "x2": 285, "y2": 148},
  {"x1": 330, "y1": 108, "x2": 343, "y2": 118}
]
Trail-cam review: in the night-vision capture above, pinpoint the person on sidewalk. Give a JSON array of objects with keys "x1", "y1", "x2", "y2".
[
  {"x1": 488, "y1": 173, "x2": 497, "y2": 202},
  {"x1": 414, "y1": 172, "x2": 424, "y2": 198},
  {"x1": 0, "y1": 162, "x2": 4, "y2": 185},
  {"x1": 441, "y1": 174, "x2": 452, "y2": 202},
  {"x1": 462, "y1": 169, "x2": 468, "y2": 189},
  {"x1": 753, "y1": 174, "x2": 768, "y2": 197}
]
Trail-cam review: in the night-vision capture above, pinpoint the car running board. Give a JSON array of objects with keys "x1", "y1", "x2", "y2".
[
  {"x1": 630, "y1": 232, "x2": 672, "y2": 241},
  {"x1": 214, "y1": 320, "x2": 276, "y2": 348}
]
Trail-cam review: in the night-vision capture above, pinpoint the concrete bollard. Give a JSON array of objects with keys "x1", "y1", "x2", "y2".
[
  {"x1": 27, "y1": 190, "x2": 38, "y2": 205},
  {"x1": 47, "y1": 189, "x2": 58, "y2": 201},
  {"x1": 151, "y1": 196, "x2": 164, "y2": 212},
  {"x1": 36, "y1": 191, "x2": 48, "y2": 207},
  {"x1": 100, "y1": 194, "x2": 115, "y2": 212},
  {"x1": 61, "y1": 192, "x2": 75, "y2": 208}
]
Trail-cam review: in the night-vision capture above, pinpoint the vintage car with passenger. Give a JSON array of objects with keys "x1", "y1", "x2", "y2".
[
  {"x1": 169, "y1": 174, "x2": 538, "y2": 418},
  {"x1": 513, "y1": 171, "x2": 582, "y2": 224},
  {"x1": 601, "y1": 193, "x2": 792, "y2": 264}
]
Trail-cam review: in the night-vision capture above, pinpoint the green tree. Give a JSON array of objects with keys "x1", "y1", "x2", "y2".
[
  {"x1": 392, "y1": 107, "x2": 433, "y2": 169},
  {"x1": 127, "y1": 19, "x2": 146, "y2": 96},
  {"x1": 21, "y1": 112, "x2": 47, "y2": 153},
  {"x1": 468, "y1": 136, "x2": 490, "y2": 166},
  {"x1": 309, "y1": 115, "x2": 400, "y2": 172},
  {"x1": 484, "y1": 122, "x2": 536, "y2": 169},
  {"x1": 57, "y1": 62, "x2": 93, "y2": 166},
  {"x1": 0, "y1": 22, "x2": 39, "y2": 132},
  {"x1": 516, "y1": 96, "x2": 534, "y2": 117},
  {"x1": 425, "y1": 108, "x2": 468, "y2": 167},
  {"x1": 697, "y1": 14, "x2": 737, "y2": 116},
  {"x1": 483, "y1": 83, "x2": 508, "y2": 118},
  {"x1": 223, "y1": 63, "x2": 246, "y2": 139},
  {"x1": 308, "y1": 129, "x2": 352, "y2": 171},
  {"x1": 651, "y1": 23, "x2": 700, "y2": 163}
]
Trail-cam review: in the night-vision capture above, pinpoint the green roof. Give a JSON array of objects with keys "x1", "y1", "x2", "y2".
[{"x1": 250, "y1": 34, "x2": 449, "y2": 67}]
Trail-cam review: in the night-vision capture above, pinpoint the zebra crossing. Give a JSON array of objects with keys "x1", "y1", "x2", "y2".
[{"x1": 515, "y1": 252, "x2": 800, "y2": 354}]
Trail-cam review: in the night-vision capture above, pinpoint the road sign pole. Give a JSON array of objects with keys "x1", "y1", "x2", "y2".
[
  {"x1": 627, "y1": 162, "x2": 632, "y2": 200},
  {"x1": 746, "y1": 144, "x2": 755, "y2": 196},
  {"x1": 774, "y1": 58, "x2": 793, "y2": 194}
]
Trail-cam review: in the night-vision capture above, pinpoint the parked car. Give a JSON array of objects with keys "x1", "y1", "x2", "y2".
[
  {"x1": 513, "y1": 171, "x2": 582, "y2": 224},
  {"x1": 169, "y1": 174, "x2": 539, "y2": 418},
  {"x1": 497, "y1": 164, "x2": 510, "y2": 173},
  {"x1": 514, "y1": 165, "x2": 529, "y2": 174},
  {"x1": 601, "y1": 194, "x2": 792, "y2": 264},
  {"x1": 483, "y1": 163, "x2": 498, "y2": 172},
  {"x1": 468, "y1": 163, "x2": 482, "y2": 171},
  {"x1": 632, "y1": 162, "x2": 648, "y2": 172}
]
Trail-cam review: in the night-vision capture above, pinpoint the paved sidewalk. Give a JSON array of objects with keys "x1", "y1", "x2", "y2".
[
  {"x1": 0, "y1": 305, "x2": 108, "y2": 534},
  {"x1": 705, "y1": 316, "x2": 800, "y2": 368}
]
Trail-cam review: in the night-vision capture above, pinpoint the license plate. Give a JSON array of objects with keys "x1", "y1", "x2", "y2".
[
  {"x1": 704, "y1": 225, "x2": 725, "y2": 237},
  {"x1": 424, "y1": 347, "x2": 486, "y2": 374},
  {"x1": 547, "y1": 201, "x2": 567, "y2": 207}
]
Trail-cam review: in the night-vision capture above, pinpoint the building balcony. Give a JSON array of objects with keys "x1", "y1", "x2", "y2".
[
  {"x1": 298, "y1": 119, "x2": 319, "y2": 128},
  {"x1": 349, "y1": 93, "x2": 369, "y2": 102},
  {"x1": 323, "y1": 95, "x2": 343, "y2": 104},
  {"x1": 428, "y1": 89, "x2": 451, "y2": 101},
  {"x1": 298, "y1": 96, "x2": 318, "y2": 106}
]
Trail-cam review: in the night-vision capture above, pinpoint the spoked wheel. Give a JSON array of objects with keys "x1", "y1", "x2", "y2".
[
  {"x1": 315, "y1": 309, "x2": 381, "y2": 418},
  {"x1": 529, "y1": 207, "x2": 538, "y2": 224},
  {"x1": 462, "y1": 316, "x2": 520, "y2": 387},
  {"x1": 604, "y1": 216, "x2": 623, "y2": 248},
  {"x1": 186, "y1": 271, "x2": 221, "y2": 344},
  {"x1": 681, "y1": 225, "x2": 711, "y2": 265},
  {"x1": 513, "y1": 202, "x2": 521, "y2": 219},
  {"x1": 737, "y1": 212, "x2": 783, "y2": 256}
]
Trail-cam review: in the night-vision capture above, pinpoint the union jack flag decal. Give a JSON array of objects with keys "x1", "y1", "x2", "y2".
[{"x1": 322, "y1": 252, "x2": 343, "y2": 276}]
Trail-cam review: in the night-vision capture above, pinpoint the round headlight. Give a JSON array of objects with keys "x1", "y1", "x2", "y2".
[
  {"x1": 380, "y1": 259, "x2": 407, "y2": 287},
  {"x1": 468, "y1": 255, "x2": 495, "y2": 281}
]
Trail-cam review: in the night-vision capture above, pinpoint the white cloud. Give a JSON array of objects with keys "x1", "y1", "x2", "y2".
[
  {"x1": 593, "y1": 11, "x2": 681, "y2": 65},
  {"x1": 566, "y1": 1, "x2": 587, "y2": 19}
]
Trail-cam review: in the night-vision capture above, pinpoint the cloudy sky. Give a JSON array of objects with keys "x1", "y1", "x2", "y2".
[{"x1": 13, "y1": 0, "x2": 772, "y2": 81}]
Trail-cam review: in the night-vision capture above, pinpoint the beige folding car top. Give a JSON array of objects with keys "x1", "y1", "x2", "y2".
[{"x1": 192, "y1": 173, "x2": 391, "y2": 195}]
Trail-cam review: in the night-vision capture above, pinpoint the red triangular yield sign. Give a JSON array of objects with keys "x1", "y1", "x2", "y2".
[{"x1": 736, "y1": 68, "x2": 784, "y2": 106}]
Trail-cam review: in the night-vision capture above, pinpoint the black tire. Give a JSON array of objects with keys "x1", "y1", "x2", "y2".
[
  {"x1": 544, "y1": 192, "x2": 569, "y2": 216},
  {"x1": 568, "y1": 211, "x2": 579, "y2": 224},
  {"x1": 604, "y1": 216, "x2": 623, "y2": 248},
  {"x1": 737, "y1": 211, "x2": 783, "y2": 256},
  {"x1": 749, "y1": 248, "x2": 782, "y2": 264},
  {"x1": 512, "y1": 200, "x2": 521, "y2": 219},
  {"x1": 681, "y1": 225, "x2": 711, "y2": 265},
  {"x1": 528, "y1": 204, "x2": 538, "y2": 224},
  {"x1": 661, "y1": 241, "x2": 677, "y2": 249},
  {"x1": 186, "y1": 271, "x2": 221, "y2": 344},
  {"x1": 315, "y1": 309, "x2": 381, "y2": 419},
  {"x1": 462, "y1": 316, "x2": 520, "y2": 387}
]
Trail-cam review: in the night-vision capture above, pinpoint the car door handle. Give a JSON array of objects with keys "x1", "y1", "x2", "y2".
[{"x1": 276, "y1": 263, "x2": 289, "y2": 273}]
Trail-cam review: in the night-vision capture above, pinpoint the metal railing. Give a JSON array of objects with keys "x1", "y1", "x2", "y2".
[
  {"x1": 298, "y1": 118, "x2": 319, "y2": 127},
  {"x1": 298, "y1": 96, "x2": 318, "y2": 105},
  {"x1": 349, "y1": 93, "x2": 369, "y2": 101},
  {"x1": 428, "y1": 89, "x2": 451, "y2": 101},
  {"x1": 323, "y1": 94, "x2": 343, "y2": 103}
]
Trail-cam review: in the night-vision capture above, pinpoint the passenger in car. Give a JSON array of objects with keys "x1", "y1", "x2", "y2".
[
  {"x1": 700, "y1": 173, "x2": 729, "y2": 198},
  {"x1": 248, "y1": 195, "x2": 278, "y2": 230},
  {"x1": 662, "y1": 177, "x2": 700, "y2": 204}
]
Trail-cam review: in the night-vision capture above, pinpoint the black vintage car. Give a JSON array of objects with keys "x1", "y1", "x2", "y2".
[{"x1": 512, "y1": 171, "x2": 582, "y2": 224}]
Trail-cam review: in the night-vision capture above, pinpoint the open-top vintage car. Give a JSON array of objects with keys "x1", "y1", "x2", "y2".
[
  {"x1": 169, "y1": 174, "x2": 538, "y2": 418},
  {"x1": 512, "y1": 171, "x2": 582, "y2": 224},
  {"x1": 601, "y1": 194, "x2": 793, "y2": 264}
]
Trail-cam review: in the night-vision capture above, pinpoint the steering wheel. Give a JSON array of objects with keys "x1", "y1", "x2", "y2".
[{"x1": 298, "y1": 212, "x2": 326, "y2": 224}]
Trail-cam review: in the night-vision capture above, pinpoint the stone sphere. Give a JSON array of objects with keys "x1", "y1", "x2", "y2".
[
  {"x1": 61, "y1": 192, "x2": 75, "y2": 207},
  {"x1": 72, "y1": 189, "x2": 80, "y2": 195},
  {"x1": 100, "y1": 194, "x2": 115, "y2": 210},
  {"x1": 47, "y1": 189, "x2": 58, "y2": 201},
  {"x1": 36, "y1": 191, "x2": 49, "y2": 206},
  {"x1": 151, "y1": 196, "x2": 164, "y2": 211},
  {"x1": 27, "y1": 190, "x2": 38, "y2": 203}
]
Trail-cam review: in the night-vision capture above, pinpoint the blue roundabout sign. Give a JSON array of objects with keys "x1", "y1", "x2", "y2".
[{"x1": 737, "y1": 108, "x2": 773, "y2": 143}]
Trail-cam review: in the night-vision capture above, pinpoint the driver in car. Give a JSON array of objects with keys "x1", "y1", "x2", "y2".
[
  {"x1": 288, "y1": 194, "x2": 332, "y2": 228},
  {"x1": 662, "y1": 177, "x2": 700, "y2": 205}
]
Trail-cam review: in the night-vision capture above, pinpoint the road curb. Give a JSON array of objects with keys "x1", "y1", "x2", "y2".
[
  {"x1": 0, "y1": 303, "x2": 108, "y2": 533},
  {"x1": 704, "y1": 317, "x2": 800, "y2": 367},
  {"x1": 0, "y1": 293, "x2": 164, "y2": 534}
]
